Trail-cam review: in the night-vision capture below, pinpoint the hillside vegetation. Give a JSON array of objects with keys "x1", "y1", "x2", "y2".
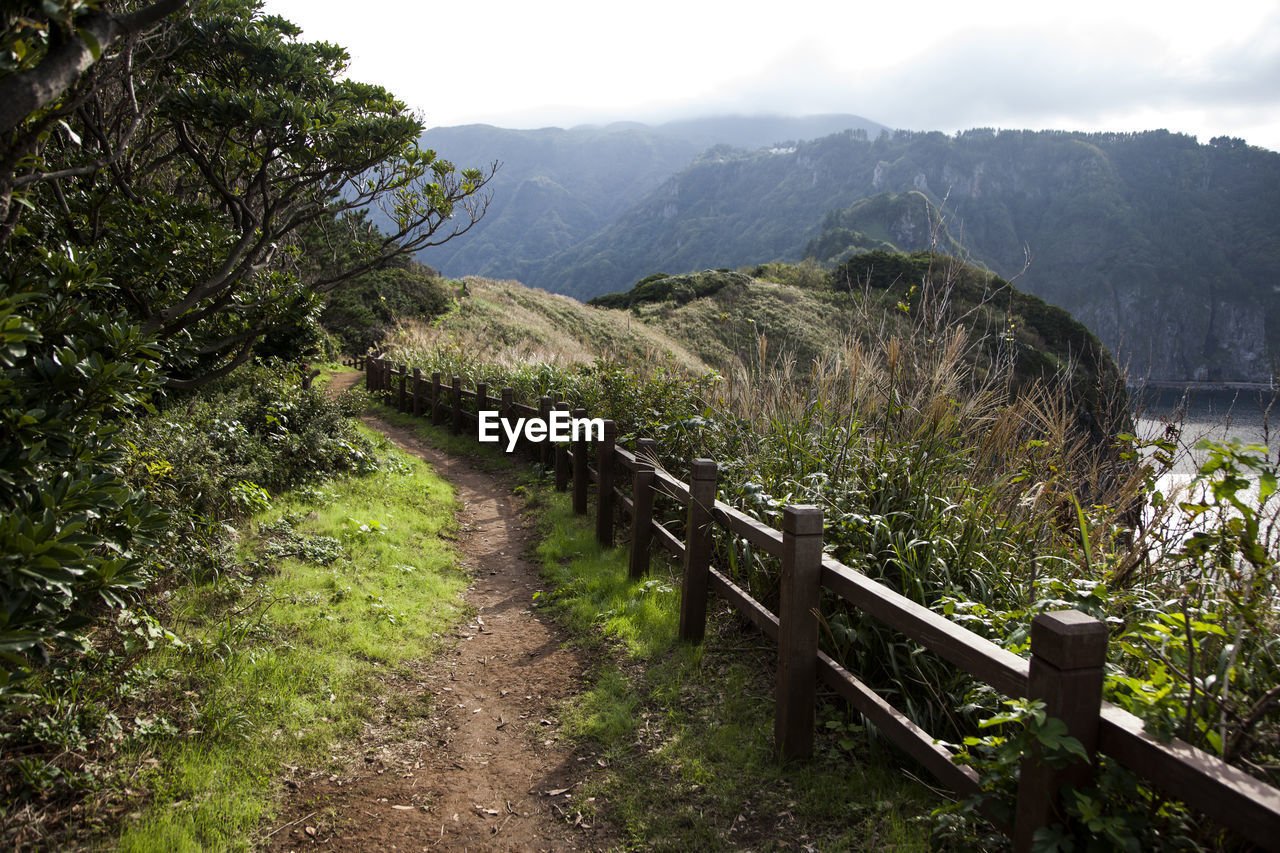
[
  {"x1": 476, "y1": 127, "x2": 1280, "y2": 384},
  {"x1": 413, "y1": 253, "x2": 1119, "y2": 426},
  {"x1": 394, "y1": 254, "x2": 1124, "y2": 453},
  {"x1": 390, "y1": 277, "x2": 712, "y2": 375},
  {"x1": 407, "y1": 252, "x2": 1118, "y2": 402}
]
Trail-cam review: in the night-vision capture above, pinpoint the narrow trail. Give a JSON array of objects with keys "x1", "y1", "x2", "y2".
[{"x1": 267, "y1": 373, "x2": 608, "y2": 852}]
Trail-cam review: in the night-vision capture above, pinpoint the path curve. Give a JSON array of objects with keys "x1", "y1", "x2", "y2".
[{"x1": 267, "y1": 373, "x2": 606, "y2": 852}]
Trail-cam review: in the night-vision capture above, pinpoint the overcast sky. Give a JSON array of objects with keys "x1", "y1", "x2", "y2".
[{"x1": 262, "y1": 0, "x2": 1280, "y2": 150}]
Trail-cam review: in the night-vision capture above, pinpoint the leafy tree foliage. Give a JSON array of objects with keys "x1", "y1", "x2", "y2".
[
  {"x1": 5, "y1": 0, "x2": 493, "y2": 385},
  {"x1": 0, "y1": 247, "x2": 165, "y2": 698},
  {"x1": 0, "y1": 0, "x2": 490, "y2": 692}
]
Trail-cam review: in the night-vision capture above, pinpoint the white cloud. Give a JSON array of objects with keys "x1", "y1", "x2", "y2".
[{"x1": 261, "y1": 0, "x2": 1280, "y2": 149}]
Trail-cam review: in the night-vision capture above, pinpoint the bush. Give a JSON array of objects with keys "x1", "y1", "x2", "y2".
[
  {"x1": 587, "y1": 270, "x2": 748, "y2": 309},
  {"x1": 121, "y1": 362, "x2": 377, "y2": 528},
  {"x1": 321, "y1": 259, "x2": 450, "y2": 354},
  {"x1": 0, "y1": 247, "x2": 165, "y2": 698}
]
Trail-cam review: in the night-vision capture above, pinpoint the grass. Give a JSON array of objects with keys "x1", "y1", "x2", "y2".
[
  {"x1": 628, "y1": 275, "x2": 856, "y2": 371},
  {"x1": 109, "y1": 424, "x2": 467, "y2": 851},
  {"x1": 384, "y1": 272, "x2": 874, "y2": 390},
  {"x1": 528, "y1": 488, "x2": 938, "y2": 851},
  {"x1": 394, "y1": 276, "x2": 711, "y2": 375}
]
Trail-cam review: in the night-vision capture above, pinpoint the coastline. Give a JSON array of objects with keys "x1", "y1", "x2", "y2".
[{"x1": 1128, "y1": 380, "x2": 1278, "y2": 394}]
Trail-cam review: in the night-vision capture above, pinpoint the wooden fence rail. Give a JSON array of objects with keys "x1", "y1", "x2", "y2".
[{"x1": 342, "y1": 355, "x2": 1280, "y2": 851}]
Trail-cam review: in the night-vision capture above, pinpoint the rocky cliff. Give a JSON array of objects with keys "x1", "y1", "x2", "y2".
[{"x1": 520, "y1": 129, "x2": 1280, "y2": 384}]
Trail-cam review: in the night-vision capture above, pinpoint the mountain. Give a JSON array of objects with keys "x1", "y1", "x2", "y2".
[
  {"x1": 413, "y1": 115, "x2": 889, "y2": 280},
  {"x1": 521, "y1": 129, "x2": 1280, "y2": 384}
]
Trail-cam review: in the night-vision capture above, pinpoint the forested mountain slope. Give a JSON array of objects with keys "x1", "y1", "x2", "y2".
[
  {"x1": 414, "y1": 115, "x2": 888, "y2": 281},
  {"x1": 519, "y1": 129, "x2": 1280, "y2": 383}
]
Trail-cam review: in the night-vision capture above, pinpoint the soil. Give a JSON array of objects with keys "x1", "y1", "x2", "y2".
[{"x1": 265, "y1": 372, "x2": 611, "y2": 852}]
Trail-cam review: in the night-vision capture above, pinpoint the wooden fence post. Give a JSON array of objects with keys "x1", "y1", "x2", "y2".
[
  {"x1": 1013, "y1": 610, "x2": 1108, "y2": 851},
  {"x1": 477, "y1": 382, "x2": 489, "y2": 418},
  {"x1": 550, "y1": 391, "x2": 562, "y2": 468},
  {"x1": 539, "y1": 396, "x2": 553, "y2": 469},
  {"x1": 412, "y1": 368, "x2": 423, "y2": 417},
  {"x1": 451, "y1": 376, "x2": 462, "y2": 435},
  {"x1": 431, "y1": 372, "x2": 442, "y2": 424},
  {"x1": 397, "y1": 364, "x2": 407, "y2": 411},
  {"x1": 554, "y1": 402, "x2": 570, "y2": 491},
  {"x1": 596, "y1": 420, "x2": 616, "y2": 547},
  {"x1": 629, "y1": 458, "x2": 655, "y2": 579},
  {"x1": 501, "y1": 388, "x2": 513, "y2": 423},
  {"x1": 636, "y1": 437, "x2": 658, "y2": 465},
  {"x1": 679, "y1": 459, "x2": 718, "y2": 644},
  {"x1": 365, "y1": 356, "x2": 374, "y2": 391},
  {"x1": 775, "y1": 505, "x2": 824, "y2": 763},
  {"x1": 572, "y1": 407, "x2": 589, "y2": 515}
]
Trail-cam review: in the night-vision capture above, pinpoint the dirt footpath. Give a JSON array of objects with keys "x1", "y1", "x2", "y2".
[{"x1": 266, "y1": 374, "x2": 609, "y2": 852}]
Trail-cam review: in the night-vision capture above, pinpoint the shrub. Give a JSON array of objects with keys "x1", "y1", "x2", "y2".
[
  {"x1": 588, "y1": 270, "x2": 749, "y2": 310},
  {"x1": 120, "y1": 362, "x2": 378, "y2": 529},
  {"x1": 321, "y1": 259, "x2": 450, "y2": 355},
  {"x1": 0, "y1": 247, "x2": 165, "y2": 698}
]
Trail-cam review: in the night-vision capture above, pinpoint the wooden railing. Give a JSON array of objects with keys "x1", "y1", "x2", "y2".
[{"x1": 347, "y1": 356, "x2": 1280, "y2": 851}]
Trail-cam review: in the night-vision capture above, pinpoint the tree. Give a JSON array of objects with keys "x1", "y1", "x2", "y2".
[
  {"x1": 5, "y1": 0, "x2": 494, "y2": 386},
  {"x1": 0, "y1": 1, "x2": 193, "y2": 238},
  {"x1": 0, "y1": 0, "x2": 492, "y2": 689}
]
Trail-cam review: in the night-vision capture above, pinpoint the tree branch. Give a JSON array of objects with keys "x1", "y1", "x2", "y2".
[
  {"x1": 164, "y1": 334, "x2": 258, "y2": 390},
  {"x1": 0, "y1": 0, "x2": 191, "y2": 137}
]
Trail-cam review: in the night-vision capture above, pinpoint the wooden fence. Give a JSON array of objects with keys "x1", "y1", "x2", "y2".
[{"x1": 348, "y1": 355, "x2": 1280, "y2": 851}]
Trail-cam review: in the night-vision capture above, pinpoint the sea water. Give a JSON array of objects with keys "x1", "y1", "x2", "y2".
[
  {"x1": 1134, "y1": 386, "x2": 1276, "y2": 480},
  {"x1": 1131, "y1": 385, "x2": 1277, "y2": 517}
]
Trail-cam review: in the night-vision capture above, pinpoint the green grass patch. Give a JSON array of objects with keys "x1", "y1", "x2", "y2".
[
  {"x1": 113, "y1": 425, "x2": 466, "y2": 851},
  {"x1": 529, "y1": 488, "x2": 938, "y2": 851}
]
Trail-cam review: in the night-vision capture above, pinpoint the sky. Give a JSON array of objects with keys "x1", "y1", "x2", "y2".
[{"x1": 262, "y1": 0, "x2": 1280, "y2": 151}]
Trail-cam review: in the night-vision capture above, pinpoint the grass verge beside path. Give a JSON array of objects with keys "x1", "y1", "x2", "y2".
[
  {"x1": 115, "y1": 424, "x2": 465, "y2": 851},
  {"x1": 374, "y1": 404, "x2": 938, "y2": 851}
]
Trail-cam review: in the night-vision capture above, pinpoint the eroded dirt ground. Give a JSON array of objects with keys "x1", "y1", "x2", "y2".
[{"x1": 266, "y1": 374, "x2": 610, "y2": 851}]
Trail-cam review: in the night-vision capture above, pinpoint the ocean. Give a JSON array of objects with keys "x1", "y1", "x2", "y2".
[{"x1": 1132, "y1": 385, "x2": 1278, "y2": 488}]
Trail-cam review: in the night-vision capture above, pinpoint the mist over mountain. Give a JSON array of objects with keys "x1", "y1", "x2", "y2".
[{"x1": 415, "y1": 115, "x2": 888, "y2": 280}]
